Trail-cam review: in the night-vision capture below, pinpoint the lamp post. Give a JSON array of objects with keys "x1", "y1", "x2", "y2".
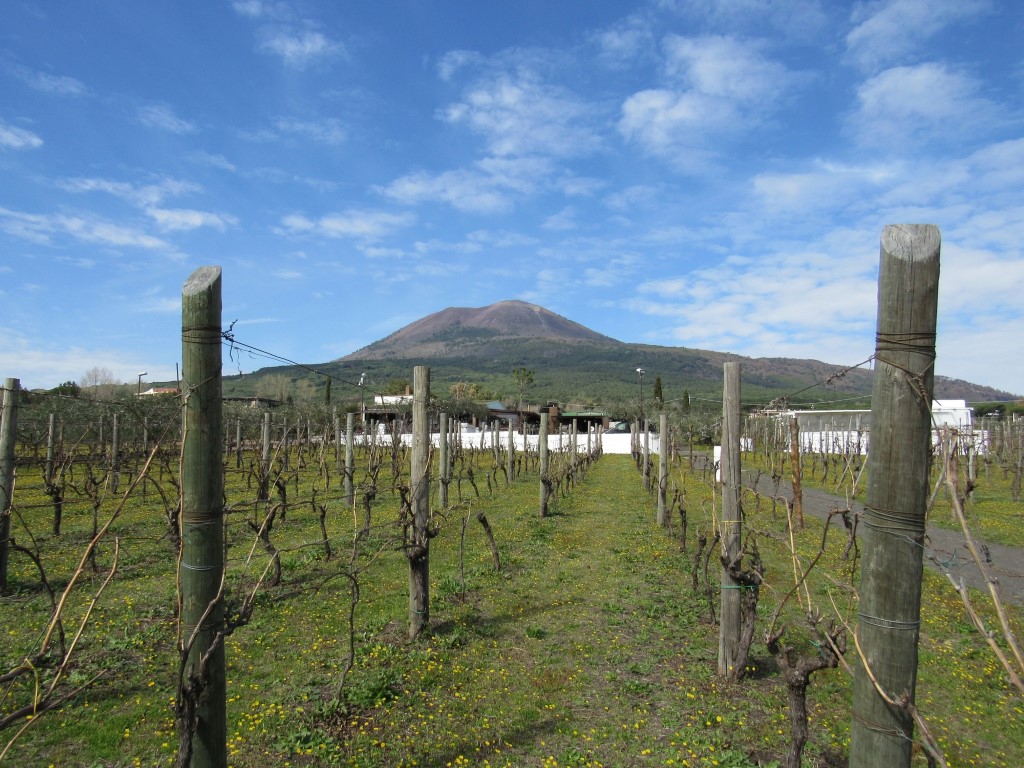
[
  {"x1": 636, "y1": 367, "x2": 645, "y2": 423},
  {"x1": 358, "y1": 373, "x2": 366, "y2": 426},
  {"x1": 137, "y1": 371, "x2": 148, "y2": 396}
]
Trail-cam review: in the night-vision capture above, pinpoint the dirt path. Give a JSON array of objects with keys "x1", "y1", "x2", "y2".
[{"x1": 742, "y1": 469, "x2": 1024, "y2": 608}]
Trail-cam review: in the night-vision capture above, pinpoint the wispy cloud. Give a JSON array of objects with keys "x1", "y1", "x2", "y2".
[
  {"x1": 441, "y1": 70, "x2": 602, "y2": 159},
  {"x1": 618, "y1": 34, "x2": 797, "y2": 171},
  {"x1": 258, "y1": 28, "x2": 345, "y2": 68},
  {"x1": 845, "y1": 0, "x2": 992, "y2": 73},
  {"x1": 145, "y1": 207, "x2": 238, "y2": 232},
  {"x1": 0, "y1": 206, "x2": 170, "y2": 250},
  {"x1": 0, "y1": 119, "x2": 43, "y2": 149},
  {"x1": 137, "y1": 104, "x2": 197, "y2": 134},
  {"x1": 278, "y1": 209, "x2": 414, "y2": 241},
  {"x1": 847, "y1": 63, "x2": 1002, "y2": 149},
  {"x1": 10, "y1": 64, "x2": 88, "y2": 95},
  {"x1": 272, "y1": 117, "x2": 346, "y2": 144}
]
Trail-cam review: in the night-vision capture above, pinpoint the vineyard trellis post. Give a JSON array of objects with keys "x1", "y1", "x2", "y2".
[
  {"x1": 0, "y1": 377, "x2": 20, "y2": 594},
  {"x1": 850, "y1": 224, "x2": 940, "y2": 768},
  {"x1": 789, "y1": 416, "x2": 803, "y2": 528},
  {"x1": 178, "y1": 266, "x2": 227, "y2": 768},
  {"x1": 408, "y1": 365, "x2": 431, "y2": 640},
  {"x1": 658, "y1": 413, "x2": 668, "y2": 526},
  {"x1": 344, "y1": 412, "x2": 355, "y2": 508},
  {"x1": 718, "y1": 361, "x2": 743, "y2": 677},
  {"x1": 539, "y1": 412, "x2": 549, "y2": 518},
  {"x1": 439, "y1": 412, "x2": 449, "y2": 509}
]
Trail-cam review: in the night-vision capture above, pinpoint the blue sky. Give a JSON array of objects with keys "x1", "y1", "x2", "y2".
[{"x1": 2, "y1": 0, "x2": 1022, "y2": 396}]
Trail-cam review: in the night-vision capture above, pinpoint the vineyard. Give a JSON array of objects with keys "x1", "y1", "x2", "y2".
[
  {"x1": 1, "y1": 376, "x2": 1022, "y2": 767},
  {"x1": 2, "y1": 234, "x2": 1024, "y2": 768}
]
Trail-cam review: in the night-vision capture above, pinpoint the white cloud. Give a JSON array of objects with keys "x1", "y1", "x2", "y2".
[
  {"x1": 11, "y1": 65, "x2": 88, "y2": 96},
  {"x1": 145, "y1": 207, "x2": 238, "y2": 232},
  {"x1": 278, "y1": 209, "x2": 414, "y2": 241},
  {"x1": 137, "y1": 104, "x2": 197, "y2": 134},
  {"x1": 272, "y1": 117, "x2": 347, "y2": 144},
  {"x1": 848, "y1": 63, "x2": 1000, "y2": 148},
  {"x1": 619, "y1": 35, "x2": 796, "y2": 170},
  {"x1": 846, "y1": 0, "x2": 991, "y2": 72},
  {"x1": 380, "y1": 168, "x2": 518, "y2": 215},
  {"x1": 0, "y1": 119, "x2": 43, "y2": 149},
  {"x1": 0, "y1": 206, "x2": 170, "y2": 250},
  {"x1": 542, "y1": 207, "x2": 577, "y2": 231},
  {"x1": 441, "y1": 71, "x2": 601, "y2": 158},
  {"x1": 258, "y1": 28, "x2": 345, "y2": 67}
]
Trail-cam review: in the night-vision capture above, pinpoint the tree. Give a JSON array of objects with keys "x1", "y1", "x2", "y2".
[
  {"x1": 51, "y1": 381, "x2": 81, "y2": 397},
  {"x1": 255, "y1": 374, "x2": 289, "y2": 403},
  {"x1": 652, "y1": 376, "x2": 664, "y2": 406},
  {"x1": 383, "y1": 378, "x2": 411, "y2": 396},
  {"x1": 79, "y1": 366, "x2": 120, "y2": 400},
  {"x1": 511, "y1": 367, "x2": 534, "y2": 412}
]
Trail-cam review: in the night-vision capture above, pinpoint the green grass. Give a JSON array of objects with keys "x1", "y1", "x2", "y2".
[{"x1": 2, "y1": 445, "x2": 1022, "y2": 767}]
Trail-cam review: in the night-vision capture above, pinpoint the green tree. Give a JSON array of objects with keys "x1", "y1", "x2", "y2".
[
  {"x1": 511, "y1": 367, "x2": 534, "y2": 410},
  {"x1": 652, "y1": 376, "x2": 664, "y2": 406},
  {"x1": 51, "y1": 381, "x2": 81, "y2": 397}
]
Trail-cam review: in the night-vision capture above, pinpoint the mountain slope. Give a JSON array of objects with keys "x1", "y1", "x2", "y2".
[
  {"x1": 342, "y1": 300, "x2": 617, "y2": 360},
  {"x1": 237, "y1": 300, "x2": 1018, "y2": 406}
]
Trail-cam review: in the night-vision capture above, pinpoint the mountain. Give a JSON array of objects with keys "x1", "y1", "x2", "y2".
[
  {"x1": 342, "y1": 300, "x2": 617, "y2": 359},
  {"x1": 224, "y1": 300, "x2": 1019, "y2": 407}
]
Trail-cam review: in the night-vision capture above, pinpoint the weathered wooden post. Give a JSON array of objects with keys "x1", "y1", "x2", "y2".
[
  {"x1": 658, "y1": 413, "x2": 669, "y2": 526},
  {"x1": 0, "y1": 378, "x2": 20, "y2": 594},
  {"x1": 259, "y1": 411, "x2": 271, "y2": 501},
  {"x1": 850, "y1": 225, "x2": 940, "y2": 768},
  {"x1": 45, "y1": 412, "x2": 56, "y2": 486},
  {"x1": 344, "y1": 412, "x2": 355, "y2": 508},
  {"x1": 439, "y1": 412, "x2": 449, "y2": 509},
  {"x1": 642, "y1": 419, "x2": 651, "y2": 490},
  {"x1": 408, "y1": 365, "x2": 431, "y2": 640},
  {"x1": 235, "y1": 418, "x2": 242, "y2": 469},
  {"x1": 178, "y1": 267, "x2": 226, "y2": 767},
  {"x1": 110, "y1": 412, "x2": 121, "y2": 494},
  {"x1": 539, "y1": 413, "x2": 550, "y2": 518},
  {"x1": 506, "y1": 420, "x2": 514, "y2": 484},
  {"x1": 281, "y1": 422, "x2": 290, "y2": 471},
  {"x1": 718, "y1": 362, "x2": 743, "y2": 678},
  {"x1": 333, "y1": 407, "x2": 341, "y2": 474},
  {"x1": 789, "y1": 416, "x2": 803, "y2": 528}
]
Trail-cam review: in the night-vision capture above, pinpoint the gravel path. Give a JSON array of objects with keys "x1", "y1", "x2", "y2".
[{"x1": 742, "y1": 469, "x2": 1024, "y2": 608}]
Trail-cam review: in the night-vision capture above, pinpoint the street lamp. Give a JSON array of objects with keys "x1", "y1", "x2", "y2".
[
  {"x1": 137, "y1": 371, "x2": 148, "y2": 396},
  {"x1": 636, "y1": 367, "x2": 645, "y2": 423}
]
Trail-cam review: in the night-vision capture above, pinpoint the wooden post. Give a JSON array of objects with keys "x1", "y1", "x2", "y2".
[
  {"x1": 642, "y1": 419, "x2": 651, "y2": 490},
  {"x1": 506, "y1": 420, "x2": 514, "y2": 484},
  {"x1": 408, "y1": 366, "x2": 431, "y2": 640},
  {"x1": 333, "y1": 408, "x2": 341, "y2": 474},
  {"x1": 259, "y1": 411, "x2": 271, "y2": 501},
  {"x1": 439, "y1": 412, "x2": 449, "y2": 509},
  {"x1": 718, "y1": 362, "x2": 743, "y2": 678},
  {"x1": 282, "y1": 422, "x2": 290, "y2": 471},
  {"x1": 789, "y1": 416, "x2": 803, "y2": 528},
  {"x1": 110, "y1": 412, "x2": 121, "y2": 494},
  {"x1": 0, "y1": 378, "x2": 20, "y2": 594},
  {"x1": 235, "y1": 418, "x2": 242, "y2": 469},
  {"x1": 179, "y1": 267, "x2": 226, "y2": 767},
  {"x1": 539, "y1": 413, "x2": 550, "y2": 518},
  {"x1": 344, "y1": 412, "x2": 355, "y2": 508},
  {"x1": 45, "y1": 412, "x2": 56, "y2": 486},
  {"x1": 658, "y1": 413, "x2": 668, "y2": 526},
  {"x1": 850, "y1": 225, "x2": 940, "y2": 768}
]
